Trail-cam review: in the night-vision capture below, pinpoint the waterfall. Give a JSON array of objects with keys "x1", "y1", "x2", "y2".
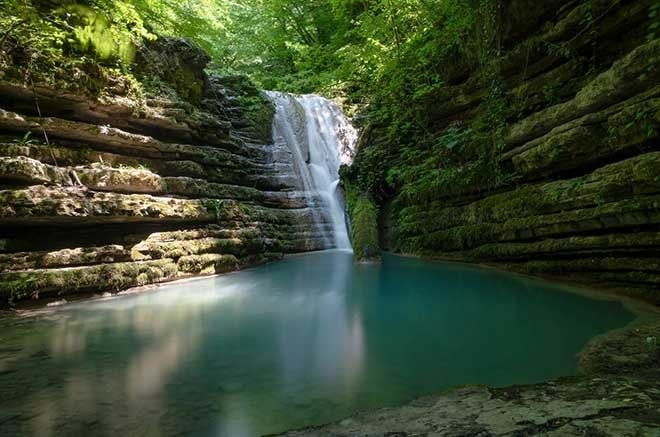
[{"x1": 267, "y1": 91, "x2": 357, "y2": 250}]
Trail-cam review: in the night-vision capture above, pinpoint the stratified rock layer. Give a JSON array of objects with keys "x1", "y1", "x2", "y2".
[
  {"x1": 367, "y1": 0, "x2": 660, "y2": 303},
  {"x1": 0, "y1": 41, "x2": 327, "y2": 305}
]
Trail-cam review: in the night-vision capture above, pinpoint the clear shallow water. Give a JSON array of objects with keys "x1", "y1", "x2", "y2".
[{"x1": 0, "y1": 251, "x2": 633, "y2": 436}]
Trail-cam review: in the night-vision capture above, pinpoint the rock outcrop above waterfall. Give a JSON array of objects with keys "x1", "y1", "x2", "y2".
[
  {"x1": 346, "y1": 0, "x2": 660, "y2": 303},
  {"x1": 0, "y1": 38, "x2": 329, "y2": 306}
]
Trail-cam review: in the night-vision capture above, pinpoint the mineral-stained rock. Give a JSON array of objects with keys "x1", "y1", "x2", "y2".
[{"x1": 278, "y1": 372, "x2": 660, "y2": 437}]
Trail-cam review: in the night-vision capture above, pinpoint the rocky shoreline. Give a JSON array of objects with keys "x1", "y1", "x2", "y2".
[{"x1": 277, "y1": 303, "x2": 660, "y2": 436}]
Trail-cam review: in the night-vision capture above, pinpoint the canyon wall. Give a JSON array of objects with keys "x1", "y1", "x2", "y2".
[
  {"x1": 0, "y1": 39, "x2": 328, "y2": 305},
  {"x1": 352, "y1": 0, "x2": 660, "y2": 303}
]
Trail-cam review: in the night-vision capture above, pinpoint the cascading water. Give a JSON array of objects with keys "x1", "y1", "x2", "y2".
[{"x1": 267, "y1": 91, "x2": 357, "y2": 250}]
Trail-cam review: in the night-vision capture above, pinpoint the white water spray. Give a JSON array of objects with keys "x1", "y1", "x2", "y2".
[{"x1": 267, "y1": 92, "x2": 357, "y2": 250}]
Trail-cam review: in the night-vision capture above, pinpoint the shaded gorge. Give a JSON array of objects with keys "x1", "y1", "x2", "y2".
[{"x1": 0, "y1": 251, "x2": 634, "y2": 436}]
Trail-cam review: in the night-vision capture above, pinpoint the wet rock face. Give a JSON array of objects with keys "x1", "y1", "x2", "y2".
[
  {"x1": 0, "y1": 39, "x2": 327, "y2": 306},
  {"x1": 368, "y1": 0, "x2": 660, "y2": 303}
]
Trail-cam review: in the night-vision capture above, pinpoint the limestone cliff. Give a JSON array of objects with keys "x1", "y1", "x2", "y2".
[
  {"x1": 348, "y1": 0, "x2": 660, "y2": 303},
  {"x1": 0, "y1": 39, "x2": 327, "y2": 305}
]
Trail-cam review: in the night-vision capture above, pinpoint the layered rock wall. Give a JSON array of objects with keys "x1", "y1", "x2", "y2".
[
  {"x1": 0, "y1": 40, "x2": 327, "y2": 305},
  {"x1": 363, "y1": 0, "x2": 660, "y2": 303}
]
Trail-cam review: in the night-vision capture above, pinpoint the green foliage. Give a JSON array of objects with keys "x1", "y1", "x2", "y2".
[
  {"x1": 607, "y1": 101, "x2": 659, "y2": 144},
  {"x1": 69, "y1": 4, "x2": 140, "y2": 64},
  {"x1": 648, "y1": 2, "x2": 660, "y2": 41},
  {"x1": 15, "y1": 131, "x2": 34, "y2": 145},
  {"x1": 387, "y1": 126, "x2": 474, "y2": 204},
  {"x1": 2, "y1": 0, "x2": 501, "y2": 107},
  {"x1": 0, "y1": 0, "x2": 150, "y2": 103},
  {"x1": 346, "y1": 138, "x2": 391, "y2": 200},
  {"x1": 203, "y1": 199, "x2": 224, "y2": 222}
]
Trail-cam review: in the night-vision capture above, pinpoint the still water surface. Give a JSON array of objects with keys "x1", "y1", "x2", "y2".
[{"x1": 0, "y1": 251, "x2": 633, "y2": 436}]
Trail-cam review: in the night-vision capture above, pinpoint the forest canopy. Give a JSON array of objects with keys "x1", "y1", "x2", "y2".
[
  {"x1": 0, "y1": 0, "x2": 509, "y2": 201},
  {"x1": 1, "y1": 0, "x2": 489, "y2": 94}
]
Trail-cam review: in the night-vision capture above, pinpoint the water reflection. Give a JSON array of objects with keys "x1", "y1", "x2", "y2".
[
  {"x1": 18, "y1": 282, "x2": 233, "y2": 435},
  {"x1": 0, "y1": 251, "x2": 633, "y2": 436},
  {"x1": 274, "y1": 250, "x2": 365, "y2": 399}
]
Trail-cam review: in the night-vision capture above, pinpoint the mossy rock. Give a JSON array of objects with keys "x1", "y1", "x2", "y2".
[
  {"x1": 210, "y1": 74, "x2": 275, "y2": 143},
  {"x1": 177, "y1": 254, "x2": 239, "y2": 274},
  {"x1": 0, "y1": 259, "x2": 178, "y2": 305},
  {"x1": 135, "y1": 37, "x2": 210, "y2": 105},
  {"x1": 344, "y1": 183, "x2": 380, "y2": 261},
  {"x1": 393, "y1": 152, "x2": 660, "y2": 245}
]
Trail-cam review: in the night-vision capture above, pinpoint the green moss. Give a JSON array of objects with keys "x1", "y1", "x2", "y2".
[
  {"x1": 239, "y1": 252, "x2": 283, "y2": 268},
  {"x1": 134, "y1": 236, "x2": 264, "y2": 260},
  {"x1": 135, "y1": 38, "x2": 210, "y2": 105},
  {"x1": 344, "y1": 183, "x2": 380, "y2": 261},
  {"x1": 177, "y1": 254, "x2": 239, "y2": 274},
  {"x1": 0, "y1": 259, "x2": 178, "y2": 306},
  {"x1": 212, "y1": 74, "x2": 275, "y2": 143},
  {"x1": 390, "y1": 152, "x2": 660, "y2": 253}
]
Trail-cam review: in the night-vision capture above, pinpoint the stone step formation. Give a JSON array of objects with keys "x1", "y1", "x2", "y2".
[{"x1": 0, "y1": 41, "x2": 342, "y2": 305}]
